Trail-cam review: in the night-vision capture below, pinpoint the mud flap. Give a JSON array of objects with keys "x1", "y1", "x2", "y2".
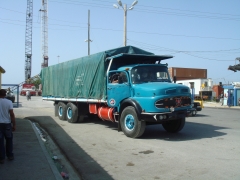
[{"x1": 117, "y1": 116, "x2": 122, "y2": 132}]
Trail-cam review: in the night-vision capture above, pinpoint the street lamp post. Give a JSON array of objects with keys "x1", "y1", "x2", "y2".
[
  {"x1": 113, "y1": 0, "x2": 138, "y2": 46},
  {"x1": 57, "y1": 55, "x2": 60, "y2": 63}
]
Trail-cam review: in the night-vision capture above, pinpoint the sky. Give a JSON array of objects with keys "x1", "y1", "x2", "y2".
[{"x1": 1, "y1": 0, "x2": 240, "y2": 86}]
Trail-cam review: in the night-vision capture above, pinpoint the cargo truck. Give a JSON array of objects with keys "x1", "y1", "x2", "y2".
[
  {"x1": 20, "y1": 83, "x2": 41, "y2": 96},
  {"x1": 41, "y1": 46, "x2": 193, "y2": 138}
]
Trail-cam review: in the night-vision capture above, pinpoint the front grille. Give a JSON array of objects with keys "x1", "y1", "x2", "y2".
[{"x1": 155, "y1": 96, "x2": 191, "y2": 108}]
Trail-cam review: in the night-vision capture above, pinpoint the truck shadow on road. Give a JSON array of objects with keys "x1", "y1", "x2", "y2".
[
  {"x1": 142, "y1": 122, "x2": 228, "y2": 140},
  {"x1": 190, "y1": 114, "x2": 209, "y2": 117},
  {"x1": 81, "y1": 116, "x2": 118, "y2": 129},
  {"x1": 26, "y1": 116, "x2": 115, "y2": 180},
  {"x1": 76, "y1": 117, "x2": 227, "y2": 142}
]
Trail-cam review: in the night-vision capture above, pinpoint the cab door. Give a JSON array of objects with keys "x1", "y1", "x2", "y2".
[{"x1": 107, "y1": 71, "x2": 131, "y2": 107}]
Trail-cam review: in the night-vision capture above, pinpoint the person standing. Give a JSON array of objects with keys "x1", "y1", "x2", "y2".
[
  {"x1": 26, "y1": 90, "x2": 31, "y2": 100},
  {"x1": 0, "y1": 89, "x2": 16, "y2": 164},
  {"x1": 220, "y1": 91, "x2": 224, "y2": 106}
]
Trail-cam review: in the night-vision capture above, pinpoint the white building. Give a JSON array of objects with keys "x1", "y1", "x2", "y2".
[{"x1": 176, "y1": 78, "x2": 214, "y2": 97}]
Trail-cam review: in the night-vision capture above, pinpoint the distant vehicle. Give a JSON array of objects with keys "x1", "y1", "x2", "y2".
[
  {"x1": 188, "y1": 101, "x2": 202, "y2": 116},
  {"x1": 6, "y1": 90, "x2": 15, "y2": 103},
  {"x1": 20, "y1": 83, "x2": 42, "y2": 96},
  {"x1": 193, "y1": 101, "x2": 202, "y2": 111}
]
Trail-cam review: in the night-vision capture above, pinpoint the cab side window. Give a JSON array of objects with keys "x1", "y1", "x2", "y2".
[{"x1": 119, "y1": 72, "x2": 128, "y2": 83}]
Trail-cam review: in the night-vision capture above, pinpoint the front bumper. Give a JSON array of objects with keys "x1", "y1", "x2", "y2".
[{"x1": 140, "y1": 110, "x2": 187, "y2": 122}]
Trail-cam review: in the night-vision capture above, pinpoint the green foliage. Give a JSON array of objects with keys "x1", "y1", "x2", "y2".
[{"x1": 30, "y1": 76, "x2": 41, "y2": 89}]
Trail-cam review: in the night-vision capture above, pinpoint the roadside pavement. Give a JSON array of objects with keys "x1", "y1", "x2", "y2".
[
  {"x1": 0, "y1": 118, "x2": 63, "y2": 180},
  {"x1": 203, "y1": 101, "x2": 240, "y2": 109},
  {"x1": 0, "y1": 95, "x2": 81, "y2": 180}
]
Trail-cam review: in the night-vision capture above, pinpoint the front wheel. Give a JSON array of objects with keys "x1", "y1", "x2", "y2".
[
  {"x1": 120, "y1": 106, "x2": 146, "y2": 138},
  {"x1": 162, "y1": 118, "x2": 185, "y2": 133}
]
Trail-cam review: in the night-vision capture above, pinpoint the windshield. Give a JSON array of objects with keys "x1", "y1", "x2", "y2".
[{"x1": 131, "y1": 65, "x2": 170, "y2": 84}]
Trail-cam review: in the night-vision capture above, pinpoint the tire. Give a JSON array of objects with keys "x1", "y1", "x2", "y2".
[
  {"x1": 120, "y1": 106, "x2": 146, "y2": 138},
  {"x1": 192, "y1": 110, "x2": 197, "y2": 116},
  {"x1": 162, "y1": 117, "x2": 185, "y2": 133},
  {"x1": 66, "y1": 103, "x2": 78, "y2": 123},
  {"x1": 58, "y1": 102, "x2": 67, "y2": 120}
]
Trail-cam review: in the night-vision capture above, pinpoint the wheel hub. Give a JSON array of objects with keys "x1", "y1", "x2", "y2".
[
  {"x1": 125, "y1": 114, "x2": 135, "y2": 130},
  {"x1": 67, "y1": 108, "x2": 72, "y2": 119}
]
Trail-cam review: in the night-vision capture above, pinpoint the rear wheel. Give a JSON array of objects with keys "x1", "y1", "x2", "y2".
[
  {"x1": 66, "y1": 103, "x2": 78, "y2": 123},
  {"x1": 162, "y1": 118, "x2": 185, "y2": 133},
  {"x1": 120, "y1": 106, "x2": 146, "y2": 138},
  {"x1": 58, "y1": 102, "x2": 67, "y2": 120}
]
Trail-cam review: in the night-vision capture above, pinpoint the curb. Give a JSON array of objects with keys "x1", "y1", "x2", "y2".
[{"x1": 30, "y1": 120, "x2": 64, "y2": 180}]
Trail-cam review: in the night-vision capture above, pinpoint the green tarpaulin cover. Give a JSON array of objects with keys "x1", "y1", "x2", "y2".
[{"x1": 40, "y1": 46, "x2": 154, "y2": 99}]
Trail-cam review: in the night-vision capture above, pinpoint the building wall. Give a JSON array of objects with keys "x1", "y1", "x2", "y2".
[
  {"x1": 0, "y1": 66, "x2": 6, "y2": 89},
  {"x1": 0, "y1": 73, "x2": 2, "y2": 89},
  {"x1": 236, "y1": 89, "x2": 240, "y2": 106},
  {"x1": 176, "y1": 78, "x2": 213, "y2": 96},
  {"x1": 212, "y1": 85, "x2": 224, "y2": 98},
  {"x1": 169, "y1": 67, "x2": 207, "y2": 81}
]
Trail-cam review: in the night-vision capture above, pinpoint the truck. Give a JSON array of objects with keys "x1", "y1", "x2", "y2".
[
  {"x1": 40, "y1": 46, "x2": 193, "y2": 138},
  {"x1": 20, "y1": 83, "x2": 41, "y2": 96}
]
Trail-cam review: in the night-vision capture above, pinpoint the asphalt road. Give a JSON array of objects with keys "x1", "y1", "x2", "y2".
[{"x1": 14, "y1": 96, "x2": 240, "y2": 180}]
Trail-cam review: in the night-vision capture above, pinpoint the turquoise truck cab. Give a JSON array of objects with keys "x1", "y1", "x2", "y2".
[{"x1": 106, "y1": 54, "x2": 192, "y2": 138}]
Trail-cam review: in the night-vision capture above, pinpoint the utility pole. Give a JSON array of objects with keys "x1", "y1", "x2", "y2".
[{"x1": 85, "y1": 10, "x2": 92, "y2": 55}]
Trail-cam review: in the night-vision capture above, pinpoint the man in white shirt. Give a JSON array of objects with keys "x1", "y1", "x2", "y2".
[
  {"x1": 26, "y1": 90, "x2": 31, "y2": 100},
  {"x1": 0, "y1": 89, "x2": 16, "y2": 164}
]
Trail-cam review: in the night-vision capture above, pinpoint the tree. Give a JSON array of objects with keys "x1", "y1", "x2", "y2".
[{"x1": 28, "y1": 75, "x2": 41, "y2": 89}]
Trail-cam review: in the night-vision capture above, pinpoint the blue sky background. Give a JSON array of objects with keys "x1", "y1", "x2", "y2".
[{"x1": 1, "y1": 0, "x2": 240, "y2": 85}]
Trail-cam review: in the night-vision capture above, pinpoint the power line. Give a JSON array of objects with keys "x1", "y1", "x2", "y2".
[
  {"x1": 128, "y1": 39, "x2": 237, "y2": 61},
  {"x1": 1, "y1": 18, "x2": 240, "y2": 41},
  {"x1": 0, "y1": 6, "x2": 86, "y2": 25},
  {"x1": 48, "y1": 0, "x2": 240, "y2": 21},
  {"x1": 95, "y1": 0, "x2": 240, "y2": 17},
  {"x1": 173, "y1": 48, "x2": 240, "y2": 53},
  {"x1": 2, "y1": 1, "x2": 240, "y2": 23}
]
